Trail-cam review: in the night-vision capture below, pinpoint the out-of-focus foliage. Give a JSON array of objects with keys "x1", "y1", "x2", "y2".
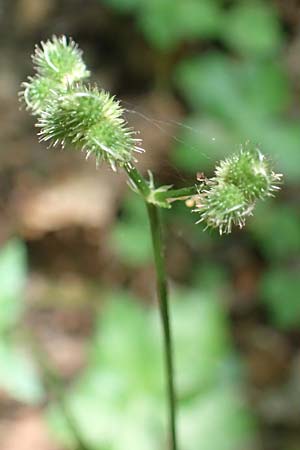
[
  {"x1": 48, "y1": 290, "x2": 254, "y2": 450},
  {"x1": 174, "y1": 55, "x2": 297, "y2": 179},
  {"x1": 0, "y1": 239, "x2": 26, "y2": 332},
  {"x1": 100, "y1": 0, "x2": 282, "y2": 55},
  {"x1": 110, "y1": 193, "x2": 152, "y2": 266},
  {"x1": 249, "y1": 203, "x2": 300, "y2": 261},
  {"x1": 0, "y1": 240, "x2": 43, "y2": 403},
  {"x1": 138, "y1": 0, "x2": 222, "y2": 50},
  {"x1": 260, "y1": 268, "x2": 300, "y2": 330},
  {"x1": 221, "y1": 2, "x2": 282, "y2": 57},
  {"x1": 0, "y1": 339, "x2": 43, "y2": 404},
  {"x1": 102, "y1": 0, "x2": 223, "y2": 49}
]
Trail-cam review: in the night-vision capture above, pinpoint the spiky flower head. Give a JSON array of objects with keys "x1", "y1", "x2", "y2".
[
  {"x1": 20, "y1": 36, "x2": 89, "y2": 116},
  {"x1": 32, "y1": 35, "x2": 90, "y2": 85},
  {"x1": 20, "y1": 75, "x2": 59, "y2": 115},
  {"x1": 215, "y1": 141, "x2": 282, "y2": 202},
  {"x1": 195, "y1": 182, "x2": 254, "y2": 235},
  {"x1": 37, "y1": 84, "x2": 143, "y2": 168},
  {"x1": 194, "y1": 142, "x2": 282, "y2": 234},
  {"x1": 20, "y1": 36, "x2": 143, "y2": 169}
]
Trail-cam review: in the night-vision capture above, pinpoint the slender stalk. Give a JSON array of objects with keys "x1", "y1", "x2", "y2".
[
  {"x1": 124, "y1": 163, "x2": 199, "y2": 203},
  {"x1": 124, "y1": 163, "x2": 151, "y2": 198},
  {"x1": 146, "y1": 203, "x2": 178, "y2": 450},
  {"x1": 155, "y1": 185, "x2": 199, "y2": 202},
  {"x1": 124, "y1": 163, "x2": 178, "y2": 449}
]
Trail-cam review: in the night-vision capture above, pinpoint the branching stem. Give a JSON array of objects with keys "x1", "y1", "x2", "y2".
[
  {"x1": 155, "y1": 185, "x2": 199, "y2": 202},
  {"x1": 124, "y1": 163, "x2": 199, "y2": 203},
  {"x1": 124, "y1": 164, "x2": 178, "y2": 450}
]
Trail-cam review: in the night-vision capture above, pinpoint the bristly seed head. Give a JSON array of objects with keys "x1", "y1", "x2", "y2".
[
  {"x1": 20, "y1": 36, "x2": 143, "y2": 169},
  {"x1": 20, "y1": 75, "x2": 60, "y2": 115},
  {"x1": 32, "y1": 35, "x2": 90, "y2": 85},
  {"x1": 214, "y1": 141, "x2": 282, "y2": 202},
  {"x1": 37, "y1": 84, "x2": 143, "y2": 168},
  {"x1": 194, "y1": 141, "x2": 282, "y2": 234},
  {"x1": 195, "y1": 182, "x2": 254, "y2": 235}
]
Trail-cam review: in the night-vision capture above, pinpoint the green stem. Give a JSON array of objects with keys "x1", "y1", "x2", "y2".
[
  {"x1": 124, "y1": 164, "x2": 178, "y2": 449},
  {"x1": 146, "y1": 203, "x2": 177, "y2": 450},
  {"x1": 124, "y1": 163, "x2": 199, "y2": 204},
  {"x1": 124, "y1": 163, "x2": 151, "y2": 198},
  {"x1": 155, "y1": 186, "x2": 199, "y2": 202}
]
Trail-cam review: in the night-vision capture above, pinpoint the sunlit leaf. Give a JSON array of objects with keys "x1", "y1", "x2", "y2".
[
  {"x1": 222, "y1": 2, "x2": 283, "y2": 57},
  {"x1": 0, "y1": 239, "x2": 27, "y2": 332},
  {"x1": 0, "y1": 339, "x2": 43, "y2": 404},
  {"x1": 110, "y1": 194, "x2": 152, "y2": 266},
  {"x1": 249, "y1": 203, "x2": 300, "y2": 260},
  {"x1": 260, "y1": 268, "x2": 300, "y2": 329}
]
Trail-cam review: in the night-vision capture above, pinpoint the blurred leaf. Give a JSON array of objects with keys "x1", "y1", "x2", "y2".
[
  {"x1": 0, "y1": 338, "x2": 43, "y2": 403},
  {"x1": 222, "y1": 2, "x2": 283, "y2": 57},
  {"x1": 192, "y1": 263, "x2": 229, "y2": 294},
  {"x1": 90, "y1": 292, "x2": 164, "y2": 393},
  {"x1": 0, "y1": 240, "x2": 43, "y2": 404},
  {"x1": 48, "y1": 290, "x2": 254, "y2": 449},
  {"x1": 170, "y1": 201, "x2": 218, "y2": 248},
  {"x1": 238, "y1": 62, "x2": 290, "y2": 117},
  {"x1": 111, "y1": 223, "x2": 152, "y2": 266},
  {"x1": 137, "y1": 0, "x2": 222, "y2": 50},
  {"x1": 175, "y1": 54, "x2": 242, "y2": 119},
  {"x1": 180, "y1": 388, "x2": 255, "y2": 450},
  {"x1": 110, "y1": 194, "x2": 152, "y2": 266},
  {"x1": 175, "y1": 54, "x2": 290, "y2": 120},
  {"x1": 0, "y1": 238, "x2": 26, "y2": 301},
  {"x1": 260, "y1": 268, "x2": 300, "y2": 329},
  {"x1": 171, "y1": 116, "x2": 237, "y2": 172},
  {"x1": 172, "y1": 290, "x2": 233, "y2": 397},
  {"x1": 101, "y1": 0, "x2": 142, "y2": 13},
  {"x1": 258, "y1": 121, "x2": 300, "y2": 182},
  {"x1": 137, "y1": 0, "x2": 181, "y2": 50},
  {"x1": 176, "y1": 0, "x2": 222, "y2": 39},
  {"x1": 49, "y1": 391, "x2": 164, "y2": 450},
  {"x1": 174, "y1": 54, "x2": 300, "y2": 179},
  {"x1": 101, "y1": 0, "x2": 282, "y2": 58},
  {"x1": 0, "y1": 239, "x2": 27, "y2": 332},
  {"x1": 101, "y1": 0, "x2": 222, "y2": 50},
  {"x1": 249, "y1": 203, "x2": 300, "y2": 260}
]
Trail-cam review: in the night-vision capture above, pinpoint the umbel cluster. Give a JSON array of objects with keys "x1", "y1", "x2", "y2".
[{"x1": 21, "y1": 36, "x2": 282, "y2": 234}]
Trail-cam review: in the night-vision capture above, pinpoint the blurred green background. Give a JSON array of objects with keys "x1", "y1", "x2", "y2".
[{"x1": 0, "y1": 1, "x2": 299, "y2": 449}]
